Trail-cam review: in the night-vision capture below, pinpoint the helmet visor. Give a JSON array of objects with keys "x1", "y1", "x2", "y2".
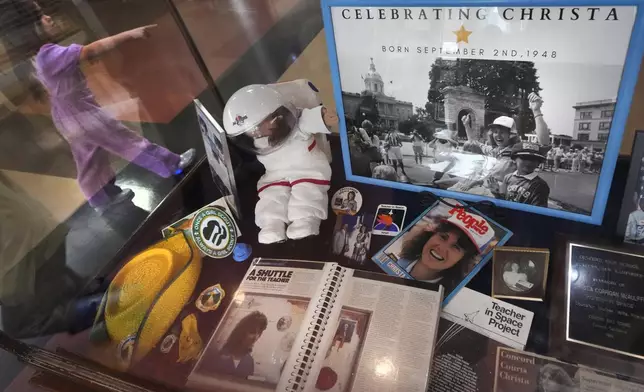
[{"x1": 231, "y1": 106, "x2": 297, "y2": 155}]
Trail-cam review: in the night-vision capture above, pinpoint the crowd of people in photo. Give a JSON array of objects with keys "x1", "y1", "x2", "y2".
[
  {"x1": 348, "y1": 120, "x2": 408, "y2": 180},
  {"x1": 348, "y1": 93, "x2": 569, "y2": 208},
  {"x1": 543, "y1": 146, "x2": 603, "y2": 174}
]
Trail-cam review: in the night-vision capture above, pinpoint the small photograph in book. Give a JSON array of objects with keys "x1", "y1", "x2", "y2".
[
  {"x1": 189, "y1": 293, "x2": 310, "y2": 390},
  {"x1": 312, "y1": 308, "x2": 371, "y2": 392}
]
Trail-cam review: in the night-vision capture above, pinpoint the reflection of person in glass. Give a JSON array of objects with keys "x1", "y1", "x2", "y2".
[
  {"x1": 396, "y1": 210, "x2": 494, "y2": 291},
  {"x1": 32, "y1": 19, "x2": 195, "y2": 211},
  {"x1": 351, "y1": 225, "x2": 369, "y2": 263},
  {"x1": 208, "y1": 311, "x2": 268, "y2": 378},
  {"x1": 538, "y1": 364, "x2": 579, "y2": 392},
  {"x1": 341, "y1": 191, "x2": 358, "y2": 214}
]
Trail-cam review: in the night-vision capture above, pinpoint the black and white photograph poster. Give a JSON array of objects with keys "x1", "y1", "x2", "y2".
[
  {"x1": 492, "y1": 247, "x2": 549, "y2": 302},
  {"x1": 322, "y1": 3, "x2": 644, "y2": 224}
]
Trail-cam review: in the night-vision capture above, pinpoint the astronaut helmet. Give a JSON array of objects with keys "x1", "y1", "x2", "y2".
[{"x1": 223, "y1": 84, "x2": 297, "y2": 155}]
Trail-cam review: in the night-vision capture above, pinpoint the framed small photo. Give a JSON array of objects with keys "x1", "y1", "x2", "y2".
[{"x1": 492, "y1": 247, "x2": 549, "y2": 302}]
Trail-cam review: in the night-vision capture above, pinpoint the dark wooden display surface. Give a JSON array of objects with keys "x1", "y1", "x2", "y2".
[{"x1": 12, "y1": 135, "x2": 644, "y2": 391}]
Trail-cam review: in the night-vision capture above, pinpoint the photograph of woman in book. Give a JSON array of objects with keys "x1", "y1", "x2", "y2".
[
  {"x1": 315, "y1": 308, "x2": 370, "y2": 392},
  {"x1": 372, "y1": 200, "x2": 511, "y2": 301},
  {"x1": 191, "y1": 294, "x2": 309, "y2": 389},
  {"x1": 210, "y1": 311, "x2": 267, "y2": 378}
]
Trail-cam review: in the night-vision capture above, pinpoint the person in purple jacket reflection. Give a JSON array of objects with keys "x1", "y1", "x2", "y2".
[{"x1": 33, "y1": 16, "x2": 195, "y2": 212}]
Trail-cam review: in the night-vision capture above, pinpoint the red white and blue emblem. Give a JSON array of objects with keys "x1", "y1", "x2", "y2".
[{"x1": 233, "y1": 114, "x2": 248, "y2": 126}]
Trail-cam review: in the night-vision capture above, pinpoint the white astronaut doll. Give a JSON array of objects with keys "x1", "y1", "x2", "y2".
[{"x1": 223, "y1": 80, "x2": 337, "y2": 244}]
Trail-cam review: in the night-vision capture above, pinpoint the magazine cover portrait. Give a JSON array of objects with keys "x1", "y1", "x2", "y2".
[
  {"x1": 322, "y1": 4, "x2": 644, "y2": 224},
  {"x1": 372, "y1": 199, "x2": 511, "y2": 304}
]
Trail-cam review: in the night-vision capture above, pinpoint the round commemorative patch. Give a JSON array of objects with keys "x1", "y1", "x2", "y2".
[
  {"x1": 331, "y1": 187, "x2": 362, "y2": 216},
  {"x1": 191, "y1": 207, "x2": 237, "y2": 258},
  {"x1": 196, "y1": 283, "x2": 225, "y2": 313}
]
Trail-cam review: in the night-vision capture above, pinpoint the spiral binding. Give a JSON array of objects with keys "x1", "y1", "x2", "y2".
[{"x1": 287, "y1": 265, "x2": 345, "y2": 391}]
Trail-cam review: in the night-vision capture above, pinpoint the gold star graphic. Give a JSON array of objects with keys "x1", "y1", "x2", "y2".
[{"x1": 453, "y1": 25, "x2": 472, "y2": 44}]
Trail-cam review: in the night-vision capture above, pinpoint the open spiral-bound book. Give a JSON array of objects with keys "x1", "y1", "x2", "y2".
[{"x1": 187, "y1": 258, "x2": 443, "y2": 392}]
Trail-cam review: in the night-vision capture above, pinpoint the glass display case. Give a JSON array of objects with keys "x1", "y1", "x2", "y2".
[{"x1": 1, "y1": 1, "x2": 644, "y2": 391}]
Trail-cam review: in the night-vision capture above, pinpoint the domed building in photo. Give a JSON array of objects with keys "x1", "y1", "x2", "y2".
[{"x1": 342, "y1": 58, "x2": 413, "y2": 129}]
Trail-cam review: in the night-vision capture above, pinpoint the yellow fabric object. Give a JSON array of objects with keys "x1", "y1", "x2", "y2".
[
  {"x1": 177, "y1": 313, "x2": 203, "y2": 363},
  {"x1": 103, "y1": 232, "x2": 202, "y2": 367}
]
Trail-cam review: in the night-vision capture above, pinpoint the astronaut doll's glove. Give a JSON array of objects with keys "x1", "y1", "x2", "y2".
[
  {"x1": 299, "y1": 106, "x2": 336, "y2": 136},
  {"x1": 322, "y1": 107, "x2": 338, "y2": 128}
]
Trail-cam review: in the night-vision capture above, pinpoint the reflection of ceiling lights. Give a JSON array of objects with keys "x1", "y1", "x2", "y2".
[
  {"x1": 442, "y1": 42, "x2": 458, "y2": 56},
  {"x1": 488, "y1": 8, "x2": 510, "y2": 33},
  {"x1": 374, "y1": 357, "x2": 396, "y2": 378},
  {"x1": 570, "y1": 268, "x2": 580, "y2": 283},
  {"x1": 234, "y1": 292, "x2": 245, "y2": 305},
  {"x1": 115, "y1": 179, "x2": 155, "y2": 212}
]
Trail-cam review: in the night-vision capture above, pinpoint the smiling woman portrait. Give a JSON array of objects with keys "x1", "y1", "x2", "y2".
[
  {"x1": 395, "y1": 209, "x2": 496, "y2": 293},
  {"x1": 372, "y1": 200, "x2": 510, "y2": 301}
]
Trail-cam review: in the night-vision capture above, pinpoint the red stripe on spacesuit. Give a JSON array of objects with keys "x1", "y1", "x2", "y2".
[
  {"x1": 290, "y1": 178, "x2": 330, "y2": 187},
  {"x1": 257, "y1": 181, "x2": 291, "y2": 193},
  {"x1": 308, "y1": 140, "x2": 317, "y2": 151}
]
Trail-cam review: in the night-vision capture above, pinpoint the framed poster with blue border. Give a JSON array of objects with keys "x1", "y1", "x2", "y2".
[
  {"x1": 321, "y1": 0, "x2": 644, "y2": 224},
  {"x1": 372, "y1": 198, "x2": 512, "y2": 305}
]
